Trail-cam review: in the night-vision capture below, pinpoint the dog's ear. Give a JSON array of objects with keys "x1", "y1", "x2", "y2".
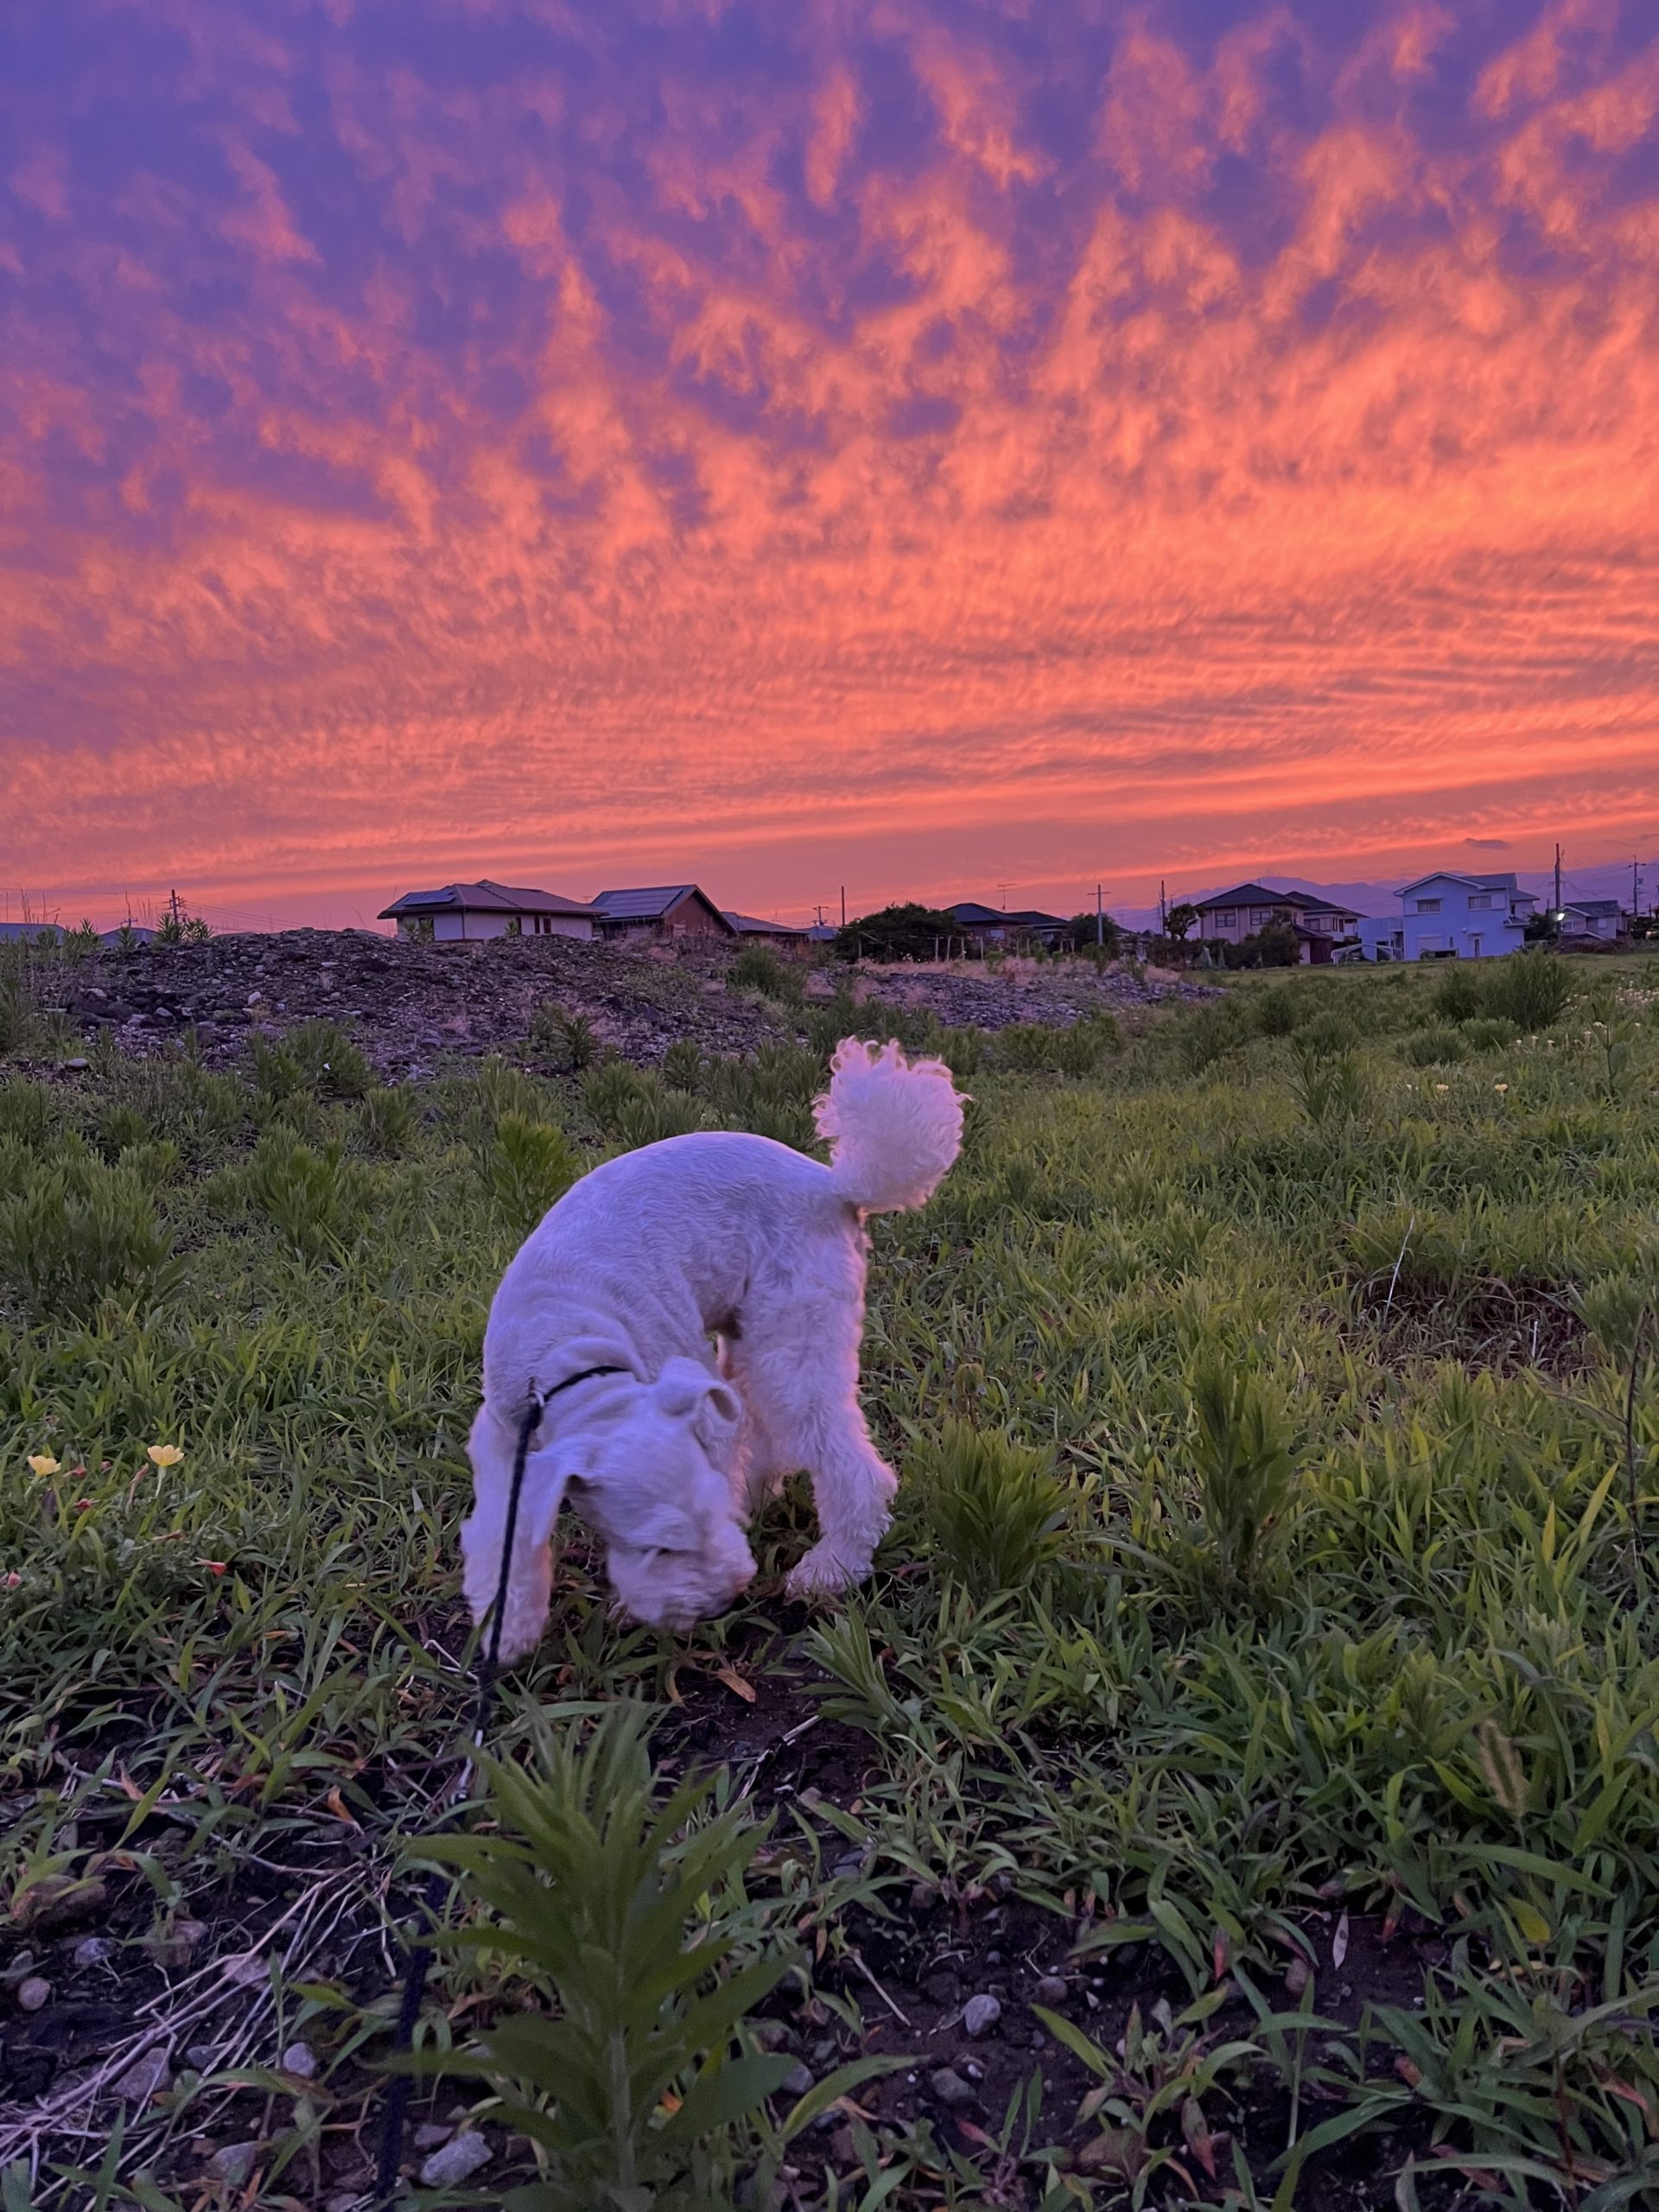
[{"x1": 652, "y1": 1358, "x2": 742, "y2": 1452}]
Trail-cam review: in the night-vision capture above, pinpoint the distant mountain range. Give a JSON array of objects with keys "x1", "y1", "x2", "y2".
[{"x1": 1112, "y1": 860, "x2": 1655, "y2": 933}]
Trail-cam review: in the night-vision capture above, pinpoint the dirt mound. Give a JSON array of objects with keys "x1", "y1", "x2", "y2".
[
  {"x1": 54, "y1": 932, "x2": 1204, "y2": 1079},
  {"x1": 64, "y1": 930, "x2": 781, "y2": 1078}
]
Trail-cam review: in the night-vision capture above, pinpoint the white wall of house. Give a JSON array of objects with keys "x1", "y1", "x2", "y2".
[
  {"x1": 1398, "y1": 874, "x2": 1533, "y2": 959},
  {"x1": 405, "y1": 911, "x2": 594, "y2": 943}
]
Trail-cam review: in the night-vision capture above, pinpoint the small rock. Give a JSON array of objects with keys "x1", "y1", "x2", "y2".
[
  {"x1": 185, "y1": 2042, "x2": 220, "y2": 2071},
  {"x1": 205, "y1": 2143, "x2": 258, "y2": 2187},
  {"x1": 10, "y1": 1873, "x2": 109, "y2": 1936},
  {"x1": 809, "y1": 2034, "x2": 837, "y2": 2065},
  {"x1": 908, "y1": 1879, "x2": 940, "y2": 1911},
  {"x1": 64, "y1": 1057, "x2": 90, "y2": 1071},
  {"x1": 16, "y1": 1977, "x2": 50, "y2": 2012},
  {"x1": 1285, "y1": 1955, "x2": 1310, "y2": 1998},
  {"x1": 1033, "y1": 1975, "x2": 1068, "y2": 2005},
  {"x1": 962, "y1": 2058, "x2": 984, "y2": 2082},
  {"x1": 750, "y1": 2019, "x2": 791, "y2": 2051},
  {"x1": 73, "y1": 1935, "x2": 113, "y2": 1970},
  {"x1": 985, "y1": 1948, "x2": 1001, "y2": 1966},
  {"x1": 830, "y1": 1852, "x2": 864, "y2": 1878},
  {"x1": 146, "y1": 1916, "x2": 207, "y2": 1970},
  {"x1": 419, "y1": 2132, "x2": 493, "y2": 2189},
  {"x1": 930, "y1": 2067, "x2": 975, "y2": 2107},
  {"x1": 281, "y1": 2040, "x2": 316, "y2": 2079},
  {"x1": 412, "y1": 2120, "x2": 452, "y2": 2149},
  {"x1": 325, "y1": 2196, "x2": 361, "y2": 2212},
  {"x1": 111, "y1": 2047, "x2": 171, "y2": 2103},
  {"x1": 779, "y1": 2061, "x2": 814, "y2": 2097},
  {"x1": 963, "y1": 1993, "x2": 1002, "y2": 2037}
]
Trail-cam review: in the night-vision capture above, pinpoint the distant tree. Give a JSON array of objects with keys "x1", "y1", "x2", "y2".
[
  {"x1": 834, "y1": 903, "x2": 962, "y2": 963},
  {"x1": 1066, "y1": 910, "x2": 1122, "y2": 957},
  {"x1": 1165, "y1": 901, "x2": 1199, "y2": 944},
  {"x1": 1523, "y1": 911, "x2": 1558, "y2": 944},
  {"x1": 1255, "y1": 921, "x2": 1300, "y2": 968}
]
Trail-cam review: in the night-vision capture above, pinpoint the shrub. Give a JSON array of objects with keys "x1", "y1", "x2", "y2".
[
  {"x1": 612, "y1": 1087, "x2": 713, "y2": 1151},
  {"x1": 731, "y1": 944, "x2": 802, "y2": 1003},
  {"x1": 284, "y1": 1019, "x2": 373, "y2": 1099},
  {"x1": 1433, "y1": 966, "x2": 1487, "y2": 1023},
  {"x1": 912, "y1": 1419, "x2": 1068, "y2": 1596},
  {"x1": 662, "y1": 1039, "x2": 703, "y2": 1092},
  {"x1": 1055, "y1": 1013, "x2": 1120, "y2": 1077},
  {"x1": 1489, "y1": 952, "x2": 1573, "y2": 1031},
  {"x1": 532, "y1": 1004, "x2": 600, "y2": 1071},
  {"x1": 1177, "y1": 1001, "x2": 1249, "y2": 1073},
  {"x1": 0, "y1": 1079, "x2": 57, "y2": 1150},
  {"x1": 249, "y1": 1033, "x2": 309, "y2": 1109},
  {"x1": 833, "y1": 903, "x2": 962, "y2": 963},
  {"x1": 1187, "y1": 1361, "x2": 1296, "y2": 1592},
  {"x1": 1292, "y1": 1041, "x2": 1366, "y2": 1128},
  {"x1": 582, "y1": 1058, "x2": 653, "y2": 1136},
  {"x1": 244, "y1": 1130, "x2": 367, "y2": 1260},
  {"x1": 1402, "y1": 1027, "x2": 1467, "y2": 1066},
  {"x1": 0, "y1": 1154, "x2": 178, "y2": 1319},
  {"x1": 356, "y1": 1084, "x2": 416, "y2": 1156},
  {"x1": 1463, "y1": 1015, "x2": 1518, "y2": 1053},
  {"x1": 417, "y1": 1707, "x2": 834, "y2": 2212},
  {"x1": 488, "y1": 1112, "x2": 582, "y2": 1236}
]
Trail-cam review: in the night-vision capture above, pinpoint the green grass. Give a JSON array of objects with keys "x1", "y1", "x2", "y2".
[{"x1": 3, "y1": 949, "x2": 1659, "y2": 2206}]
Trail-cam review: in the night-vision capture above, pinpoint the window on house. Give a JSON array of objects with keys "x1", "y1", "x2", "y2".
[
  {"x1": 1213, "y1": 910, "x2": 1236, "y2": 927},
  {"x1": 1468, "y1": 894, "x2": 1491, "y2": 911},
  {"x1": 1415, "y1": 898, "x2": 1442, "y2": 914}
]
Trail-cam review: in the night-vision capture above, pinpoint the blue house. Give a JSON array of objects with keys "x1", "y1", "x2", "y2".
[{"x1": 1395, "y1": 872, "x2": 1536, "y2": 960}]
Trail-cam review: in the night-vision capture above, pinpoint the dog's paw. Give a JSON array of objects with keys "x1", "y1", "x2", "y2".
[{"x1": 785, "y1": 1541, "x2": 869, "y2": 1603}]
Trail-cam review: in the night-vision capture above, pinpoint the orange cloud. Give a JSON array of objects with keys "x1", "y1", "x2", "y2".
[{"x1": 2, "y1": 0, "x2": 1656, "y2": 927}]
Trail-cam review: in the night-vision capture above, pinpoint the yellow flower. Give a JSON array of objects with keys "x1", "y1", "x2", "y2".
[
  {"x1": 1433, "y1": 1083, "x2": 1449, "y2": 1094},
  {"x1": 1495, "y1": 1082, "x2": 1509, "y2": 1094},
  {"x1": 146, "y1": 1445, "x2": 184, "y2": 1469},
  {"x1": 26, "y1": 1455, "x2": 60, "y2": 1477}
]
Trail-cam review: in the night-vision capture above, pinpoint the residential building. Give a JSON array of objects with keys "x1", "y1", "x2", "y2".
[
  {"x1": 1395, "y1": 872, "x2": 1535, "y2": 960},
  {"x1": 1192, "y1": 883, "x2": 1363, "y2": 964},
  {"x1": 721, "y1": 912, "x2": 810, "y2": 947},
  {"x1": 1559, "y1": 898, "x2": 1626, "y2": 944},
  {"x1": 378, "y1": 880, "x2": 599, "y2": 943},
  {"x1": 948, "y1": 900, "x2": 1071, "y2": 950},
  {"x1": 589, "y1": 886, "x2": 735, "y2": 941}
]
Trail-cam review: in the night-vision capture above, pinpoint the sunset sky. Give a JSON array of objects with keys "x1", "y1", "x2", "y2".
[{"x1": 3, "y1": 0, "x2": 1656, "y2": 929}]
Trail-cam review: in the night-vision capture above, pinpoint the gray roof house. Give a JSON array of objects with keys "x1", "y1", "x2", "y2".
[
  {"x1": 949, "y1": 900, "x2": 1070, "y2": 948},
  {"x1": 589, "y1": 887, "x2": 735, "y2": 939},
  {"x1": 721, "y1": 911, "x2": 809, "y2": 944},
  {"x1": 378, "y1": 880, "x2": 599, "y2": 942}
]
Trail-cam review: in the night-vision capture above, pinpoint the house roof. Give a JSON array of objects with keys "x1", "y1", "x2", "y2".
[
  {"x1": 722, "y1": 912, "x2": 807, "y2": 936},
  {"x1": 949, "y1": 901, "x2": 1069, "y2": 929},
  {"x1": 1395, "y1": 871, "x2": 1524, "y2": 898},
  {"x1": 378, "y1": 879, "x2": 598, "y2": 920},
  {"x1": 1565, "y1": 898, "x2": 1621, "y2": 918},
  {"x1": 1192, "y1": 883, "x2": 1300, "y2": 912},
  {"x1": 590, "y1": 885, "x2": 736, "y2": 931}
]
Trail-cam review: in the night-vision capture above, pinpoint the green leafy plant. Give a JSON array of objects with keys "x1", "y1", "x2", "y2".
[
  {"x1": 1186, "y1": 1360, "x2": 1296, "y2": 1593},
  {"x1": 911, "y1": 1418, "x2": 1069, "y2": 1596},
  {"x1": 533, "y1": 1004, "x2": 601, "y2": 1071},
  {"x1": 731, "y1": 944, "x2": 802, "y2": 1004},
  {"x1": 488, "y1": 1111, "x2": 582, "y2": 1236},
  {"x1": 1290, "y1": 1039, "x2": 1366, "y2": 1128},
  {"x1": 415, "y1": 1707, "x2": 884, "y2": 2210},
  {"x1": 243, "y1": 1129, "x2": 367, "y2": 1259},
  {"x1": 1489, "y1": 951, "x2": 1573, "y2": 1030},
  {"x1": 0, "y1": 1153, "x2": 178, "y2": 1319}
]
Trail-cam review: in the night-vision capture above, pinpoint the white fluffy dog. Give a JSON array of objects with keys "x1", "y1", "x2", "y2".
[{"x1": 461, "y1": 1039, "x2": 964, "y2": 1660}]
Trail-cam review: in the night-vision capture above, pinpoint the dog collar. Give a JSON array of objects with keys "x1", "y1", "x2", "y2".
[{"x1": 532, "y1": 1363, "x2": 627, "y2": 1410}]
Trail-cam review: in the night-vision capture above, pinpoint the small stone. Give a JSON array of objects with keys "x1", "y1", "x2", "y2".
[
  {"x1": 1033, "y1": 1975, "x2": 1068, "y2": 2005},
  {"x1": 962, "y1": 2058, "x2": 984, "y2": 2082},
  {"x1": 205, "y1": 2143, "x2": 258, "y2": 2187},
  {"x1": 779, "y1": 2061, "x2": 814, "y2": 2097},
  {"x1": 750, "y1": 2019, "x2": 791, "y2": 2051},
  {"x1": 16, "y1": 1976, "x2": 50, "y2": 2012},
  {"x1": 412, "y1": 2122, "x2": 452, "y2": 2150},
  {"x1": 325, "y1": 2196, "x2": 361, "y2": 2212},
  {"x1": 963, "y1": 1993, "x2": 1002, "y2": 2038},
  {"x1": 111, "y1": 2047, "x2": 171, "y2": 2103},
  {"x1": 1285, "y1": 1955, "x2": 1310, "y2": 1998},
  {"x1": 64, "y1": 1058, "x2": 90, "y2": 1071},
  {"x1": 73, "y1": 1935, "x2": 114, "y2": 1972},
  {"x1": 418, "y1": 2132, "x2": 493, "y2": 2188},
  {"x1": 146, "y1": 1917, "x2": 207, "y2": 1970},
  {"x1": 185, "y1": 2042, "x2": 220, "y2": 2072},
  {"x1": 985, "y1": 1948, "x2": 1001, "y2": 1966},
  {"x1": 930, "y1": 2067, "x2": 975, "y2": 2107},
  {"x1": 281, "y1": 2040, "x2": 316, "y2": 2079},
  {"x1": 908, "y1": 1880, "x2": 940, "y2": 1911}
]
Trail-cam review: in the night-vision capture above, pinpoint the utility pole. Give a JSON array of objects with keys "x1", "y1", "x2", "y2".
[
  {"x1": 1096, "y1": 882, "x2": 1103, "y2": 947},
  {"x1": 840, "y1": 886, "x2": 846, "y2": 928},
  {"x1": 1554, "y1": 842, "x2": 1562, "y2": 916},
  {"x1": 1633, "y1": 858, "x2": 1642, "y2": 918},
  {"x1": 168, "y1": 887, "x2": 181, "y2": 929},
  {"x1": 996, "y1": 882, "x2": 1011, "y2": 910},
  {"x1": 1160, "y1": 879, "x2": 1167, "y2": 931}
]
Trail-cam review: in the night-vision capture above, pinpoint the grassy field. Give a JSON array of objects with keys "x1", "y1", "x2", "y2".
[{"x1": 3, "y1": 948, "x2": 1659, "y2": 2209}]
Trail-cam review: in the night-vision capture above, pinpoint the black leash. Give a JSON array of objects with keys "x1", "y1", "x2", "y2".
[{"x1": 373, "y1": 1363, "x2": 624, "y2": 2204}]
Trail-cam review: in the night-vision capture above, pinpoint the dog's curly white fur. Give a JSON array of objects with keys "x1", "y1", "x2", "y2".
[{"x1": 461, "y1": 1039, "x2": 964, "y2": 1658}]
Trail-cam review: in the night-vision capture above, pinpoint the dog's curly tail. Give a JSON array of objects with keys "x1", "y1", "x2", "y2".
[{"x1": 816, "y1": 1038, "x2": 965, "y2": 1214}]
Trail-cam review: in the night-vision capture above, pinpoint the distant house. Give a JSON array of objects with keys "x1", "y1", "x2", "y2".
[
  {"x1": 721, "y1": 912, "x2": 810, "y2": 947},
  {"x1": 1395, "y1": 873, "x2": 1535, "y2": 960},
  {"x1": 590, "y1": 886, "x2": 735, "y2": 941},
  {"x1": 1559, "y1": 898, "x2": 1626, "y2": 945},
  {"x1": 378, "y1": 880, "x2": 599, "y2": 943},
  {"x1": 948, "y1": 900, "x2": 1070, "y2": 950},
  {"x1": 1192, "y1": 883, "x2": 1363, "y2": 965}
]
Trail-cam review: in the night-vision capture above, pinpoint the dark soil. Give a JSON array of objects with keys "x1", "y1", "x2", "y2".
[{"x1": 1350, "y1": 1274, "x2": 1595, "y2": 1378}]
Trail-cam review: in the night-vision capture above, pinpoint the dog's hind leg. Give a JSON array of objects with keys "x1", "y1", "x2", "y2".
[
  {"x1": 734, "y1": 1285, "x2": 897, "y2": 1600},
  {"x1": 720, "y1": 1338, "x2": 794, "y2": 1514}
]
